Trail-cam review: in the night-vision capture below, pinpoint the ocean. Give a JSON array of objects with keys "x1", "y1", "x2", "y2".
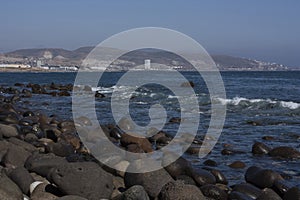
[{"x1": 1, "y1": 71, "x2": 299, "y2": 185}]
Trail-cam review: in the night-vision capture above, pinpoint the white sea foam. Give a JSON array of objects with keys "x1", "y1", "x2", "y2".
[
  {"x1": 280, "y1": 101, "x2": 300, "y2": 109},
  {"x1": 216, "y1": 97, "x2": 300, "y2": 110}
]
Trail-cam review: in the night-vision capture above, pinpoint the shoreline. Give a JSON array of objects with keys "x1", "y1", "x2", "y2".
[{"x1": 0, "y1": 81, "x2": 299, "y2": 199}]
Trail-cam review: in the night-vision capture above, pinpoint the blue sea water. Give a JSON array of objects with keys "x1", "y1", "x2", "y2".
[{"x1": 0, "y1": 71, "x2": 299, "y2": 185}]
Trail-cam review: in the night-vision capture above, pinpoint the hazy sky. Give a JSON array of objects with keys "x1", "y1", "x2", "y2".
[{"x1": 0, "y1": 0, "x2": 299, "y2": 66}]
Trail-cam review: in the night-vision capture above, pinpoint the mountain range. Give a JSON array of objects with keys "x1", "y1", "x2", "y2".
[{"x1": 0, "y1": 47, "x2": 290, "y2": 71}]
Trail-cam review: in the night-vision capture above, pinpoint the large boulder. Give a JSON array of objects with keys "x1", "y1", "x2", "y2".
[
  {"x1": 0, "y1": 170, "x2": 23, "y2": 200},
  {"x1": 48, "y1": 162, "x2": 113, "y2": 200},
  {"x1": 245, "y1": 166, "x2": 283, "y2": 188},
  {"x1": 25, "y1": 153, "x2": 68, "y2": 177},
  {"x1": 158, "y1": 181, "x2": 206, "y2": 200},
  {"x1": 124, "y1": 165, "x2": 173, "y2": 198},
  {"x1": 2, "y1": 145, "x2": 32, "y2": 168}
]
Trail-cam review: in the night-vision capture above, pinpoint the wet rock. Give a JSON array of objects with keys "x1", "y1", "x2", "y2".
[
  {"x1": 3, "y1": 145, "x2": 32, "y2": 168},
  {"x1": 95, "y1": 91, "x2": 105, "y2": 98},
  {"x1": 0, "y1": 123, "x2": 19, "y2": 137},
  {"x1": 25, "y1": 153, "x2": 68, "y2": 177},
  {"x1": 0, "y1": 170, "x2": 23, "y2": 200},
  {"x1": 228, "y1": 161, "x2": 246, "y2": 169},
  {"x1": 169, "y1": 117, "x2": 181, "y2": 123},
  {"x1": 31, "y1": 84, "x2": 46, "y2": 94},
  {"x1": 232, "y1": 183, "x2": 262, "y2": 199},
  {"x1": 272, "y1": 179, "x2": 291, "y2": 197},
  {"x1": 21, "y1": 89, "x2": 32, "y2": 98},
  {"x1": 262, "y1": 136, "x2": 275, "y2": 140},
  {"x1": 163, "y1": 156, "x2": 192, "y2": 178},
  {"x1": 203, "y1": 168, "x2": 228, "y2": 185},
  {"x1": 120, "y1": 133, "x2": 153, "y2": 152},
  {"x1": 124, "y1": 166, "x2": 173, "y2": 198},
  {"x1": 158, "y1": 180, "x2": 205, "y2": 200},
  {"x1": 245, "y1": 166, "x2": 283, "y2": 188},
  {"x1": 203, "y1": 159, "x2": 218, "y2": 166},
  {"x1": 229, "y1": 191, "x2": 253, "y2": 200},
  {"x1": 14, "y1": 83, "x2": 24, "y2": 87},
  {"x1": 269, "y1": 146, "x2": 300, "y2": 159},
  {"x1": 200, "y1": 184, "x2": 228, "y2": 200},
  {"x1": 9, "y1": 166, "x2": 34, "y2": 194},
  {"x1": 221, "y1": 148, "x2": 245, "y2": 155},
  {"x1": 256, "y1": 188, "x2": 282, "y2": 200},
  {"x1": 48, "y1": 162, "x2": 113, "y2": 200},
  {"x1": 181, "y1": 81, "x2": 195, "y2": 87},
  {"x1": 252, "y1": 142, "x2": 271, "y2": 155},
  {"x1": 58, "y1": 91, "x2": 71, "y2": 96},
  {"x1": 283, "y1": 187, "x2": 300, "y2": 200},
  {"x1": 191, "y1": 168, "x2": 216, "y2": 186}
]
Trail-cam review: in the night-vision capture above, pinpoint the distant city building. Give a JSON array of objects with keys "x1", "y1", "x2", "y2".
[
  {"x1": 36, "y1": 60, "x2": 42, "y2": 67},
  {"x1": 144, "y1": 59, "x2": 151, "y2": 70}
]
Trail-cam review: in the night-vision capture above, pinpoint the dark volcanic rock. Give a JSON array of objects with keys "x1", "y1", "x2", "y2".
[
  {"x1": 256, "y1": 188, "x2": 282, "y2": 200},
  {"x1": 200, "y1": 184, "x2": 228, "y2": 200},
  {"x1": 124, "y1": 167, "x2": 173, "y2": 198},
  {"x1": 25, "y1": 153, "x2": 68, "y2": 177},
  {"x1": 0, "y1": 123, "x2": 19, "y2": 138},
  {"x1": 8, "y1": 137, "x2": 37, "y2": 152},
  {"x1": 3, "y1": 145, "x2": 32, "y2": 168},
  {"x1": 48, "y1": 162, "x2": 113, "y2": 200},
  {"x1": 229, "y1": 191, "x2": 253, "y2": 200},
  {"x1": 121, "y1": 185, "x2": 150, "y2": 200},
  {"x1": 252, "y1": 142, "x2": 271, "y2": 155},
  {"x1": 204, "y1": 168, "x2": 228, "y2": 185},
  {"x1": 45, "y1": 141, "x2": 75, "y2": 157},
  {"x1": 0, "y1": 170, "x2": 23, "y2": 200},
  {"x1": 120, "y1": 133, "x2": 153, "y2": 153},
  {"x1": 245, "y1": 166, "x2": 283, "y2": 188},
  {"x1": 9, "y1": 166, "x2": 34, "y2": 194},
  {"x1": 163, "y1": 156, "x2": 192, "y2": 178},
  {"x1": 228, "y1": 161, "x2": 246, "y2": 169},
  {"x1": 272, "y1": 179, "x2": 291, "y2": 197},
  {"x1": 283, "y1": 187, "x2": 300, "y2": 200},
  {"x1": 158, "y1": 180, "x2": 205, "y2": 200},
  {"x1": 203, "y1": 159, "x2": 218, "y2": 167},
  {"x1": 269, "y1": 146, "x2": 300, "y2": 159},
  {"x1": 232, "y1": 183, "x2": 262, "y2": 199},
  {"x1": 191, "y1": 168, "x2": 216, "y2": 186}
]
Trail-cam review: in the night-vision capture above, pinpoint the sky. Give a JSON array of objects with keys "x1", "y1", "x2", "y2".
[{"x1": 0, "y1": 0, "x2": 299, "y2": 67}]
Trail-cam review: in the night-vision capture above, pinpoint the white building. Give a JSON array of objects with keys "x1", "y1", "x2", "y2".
[{"x1": 145, "y1": 59, "x2": 151, "y2": 70}]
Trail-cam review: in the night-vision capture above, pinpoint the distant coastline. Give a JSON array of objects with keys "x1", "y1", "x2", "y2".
[{"x1": 0, "y1": 46, "x2": 297, "y2": 72}]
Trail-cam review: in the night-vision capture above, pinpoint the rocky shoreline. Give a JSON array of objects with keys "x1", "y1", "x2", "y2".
[{"x1": 0, "y1": 83, "x2": 300, "y2": 200}]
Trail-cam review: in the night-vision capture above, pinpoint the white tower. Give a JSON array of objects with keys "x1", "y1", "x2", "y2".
[{"x1": 144, "y1": 59, "x2": 151, "y2": 70}]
